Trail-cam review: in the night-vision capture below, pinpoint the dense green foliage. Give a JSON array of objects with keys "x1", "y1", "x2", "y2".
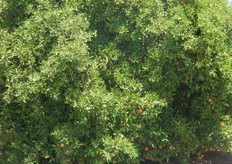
[{"x1": 0, "y1": 0, "x2": 231, "y2": 163}]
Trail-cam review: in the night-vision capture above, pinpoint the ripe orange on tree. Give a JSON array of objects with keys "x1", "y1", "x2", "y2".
[
  {"x1": 169, "y1": 146, "x2": 175, "y2": 151},
  {"x1": 144, "y1": 146, "x2": 149, "y2": 152},
  {"x1": 137, "y1": 108, "x2": 143, "y2": 114},
  {"x1": 158, "y1": 145, "x2": 163, "y2": 149},
  {"x1": 197, "y1": 154, "x2": 204, "y2": 160},
  {"x1": 108, "y1": 28, "x2": 113, "y2": 33},
  {"x1": 124, "y1": 2, "x2": 130, "y2": 8},
  {"x1": 209, "y1": 146, "x2": 215, "y2": 151},
  {"x1": 207, "y1": 98, "x2": 213, "y2": 103},
  {"x1": 60, "y1": 143, "x2": 65, "y2": 148}
]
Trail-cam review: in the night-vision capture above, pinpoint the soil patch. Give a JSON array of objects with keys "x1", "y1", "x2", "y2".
[{"x1": 141, "y1": 151, "x2": 232, "y2": 164}]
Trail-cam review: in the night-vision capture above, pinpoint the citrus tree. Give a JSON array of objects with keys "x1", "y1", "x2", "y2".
[{"x1": 0, "y1": 0, "x2": 231, "y2": 163}]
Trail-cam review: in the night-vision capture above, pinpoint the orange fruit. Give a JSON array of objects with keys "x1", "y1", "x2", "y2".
[
  {"x1": 60, "y1": 143, "x2": 65, "y2": 148},
  {"x1": 124, "y1": 2, "x2": 130, "y2": 8},
  {"x1": 108, "y1": 28, "x2": 113, "y2": 33},
  {"x1": 209, "y1": 147, "x2": 215, "y2": 151},
  {"x1": 197, "y1": 154, "x2": 204, "y2": 160},
  {"x1": 169, "y1": 146, "x2": 175, "y2": 151},
  {"x1": 137, "y1": 108, "x2": 143, "y2": 114},
  {"x1": 144, "y1": 147, "x2": 149, "y2": 152},
  {"x1": 207, "y1": 98, "x2": 213, "y2": 103},
  {"x1": 197, "y1": 156, "x2": 202, "y2": 160},
  {"x1": 158, "y1": 145, "x2": 163, "y2": 149}
]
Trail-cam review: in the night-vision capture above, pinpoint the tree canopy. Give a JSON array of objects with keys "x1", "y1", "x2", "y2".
[{"x1": 0, "y1": 0, "x2": 231, "y2": 163}]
